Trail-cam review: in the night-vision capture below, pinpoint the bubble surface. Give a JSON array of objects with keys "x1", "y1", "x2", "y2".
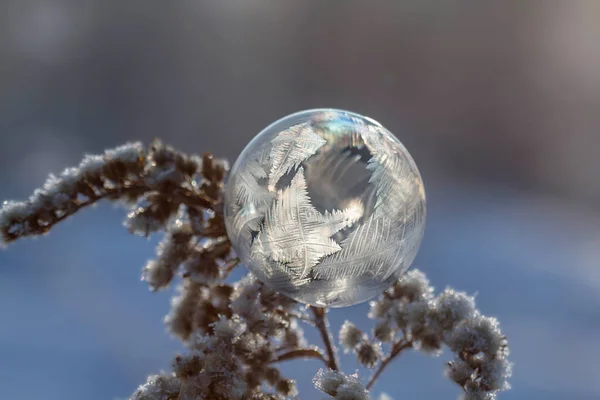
[{"x1": 224, "y1": 109, "x2": 426, "y2": 307}]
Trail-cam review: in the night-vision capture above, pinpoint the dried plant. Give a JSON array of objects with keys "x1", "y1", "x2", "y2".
[{"x1": 0, "y1": 141, "x2": 512, "y2": 399}]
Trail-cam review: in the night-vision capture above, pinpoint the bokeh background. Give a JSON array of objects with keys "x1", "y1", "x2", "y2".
[{"x1": 1, "y1": 1, "x2": 600, "y2": 399}]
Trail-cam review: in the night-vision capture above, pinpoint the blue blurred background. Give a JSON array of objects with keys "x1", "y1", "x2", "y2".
[{"x1": 1, "y1": 1, "x2": 600, "y2": 399}]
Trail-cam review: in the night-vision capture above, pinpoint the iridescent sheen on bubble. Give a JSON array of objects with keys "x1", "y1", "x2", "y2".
[{"x1": 224, "y1": 109, "x2": 426, "y2": 307}]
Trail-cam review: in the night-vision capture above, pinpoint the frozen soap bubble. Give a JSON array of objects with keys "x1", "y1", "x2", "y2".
[{"x1": 224, "y1": 109, "x2": 426, "y2": 307}]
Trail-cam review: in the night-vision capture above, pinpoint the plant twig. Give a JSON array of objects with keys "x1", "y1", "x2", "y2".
[
  {"x1": 274, "y1": 309, "x2": 314, "y2": 326},
  {"x1": 1, "y1": 183, "x2": 214, "y2": 243},
  {"x1": 309, "y1": 306, "x2": 339, "y2": 371},
  {"x1": 221, "y1": 257, "x2": 240, "y2": 279},
  {"x1": 270, "y1": 347, "x2": 328, "y2": 366},
  {"x1": 366, "y1": 338, "x2": 413, "y2": 390}
]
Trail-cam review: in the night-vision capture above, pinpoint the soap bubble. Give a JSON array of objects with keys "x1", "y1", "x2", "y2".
[{"x1": 224, "y1": 109, "x2": 426, "y2": 307}]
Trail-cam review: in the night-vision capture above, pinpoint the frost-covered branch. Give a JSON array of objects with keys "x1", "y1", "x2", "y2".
[
  {"x1": 0, "y1": 140, "x2": 225, "y2": 245},
  {"x1": 337, "y1": 270, "x2": 512, "y2": 399},
  {"x1": 1, "y1": 141, "x2": 511, "y2": 399}
]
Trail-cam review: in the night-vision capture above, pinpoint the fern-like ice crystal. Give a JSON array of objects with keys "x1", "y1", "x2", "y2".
[
  {"x1": 253, "y1": 167, "x2": 363, "y2": 278},
  {"x1": 268, "y1": 123, "x2": 327, "y2": 191}
]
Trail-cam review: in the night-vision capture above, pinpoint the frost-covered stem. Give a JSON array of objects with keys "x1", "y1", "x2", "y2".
[
  {"x1": 310, "y1": 306, "x2": 339, "y2": 371},
  {"x1": 5, "y1": 184, "x2": 148, "y2": 240},
  {"x1": 366, "y1": 338, "x2": 413, "y2": 390},
  {"x1": 2, "y1": 180, "x2": 214, "y2": 243},
  {"x1": 270, "y1": 348, "x2": 328, "y2": 366}
]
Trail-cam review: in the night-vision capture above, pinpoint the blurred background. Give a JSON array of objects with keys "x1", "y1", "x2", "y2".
[{"x1": 1, "y1": 1, "x2": 600, "y2": 399}]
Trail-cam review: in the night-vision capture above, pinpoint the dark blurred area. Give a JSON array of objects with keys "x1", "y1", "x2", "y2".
[{"x1": 1, "y1": 1, "x2": 599, "y2": 399}]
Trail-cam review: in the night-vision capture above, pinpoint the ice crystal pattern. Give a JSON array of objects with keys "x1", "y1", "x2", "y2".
[{"x1": 224, "y1": 109, "x2": 426, "y2": 307}]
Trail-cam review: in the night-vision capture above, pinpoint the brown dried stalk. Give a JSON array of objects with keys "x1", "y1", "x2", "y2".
[
  {"x1": 310, "y1": 306, "x2": 340, "y2": 371},
  {"x1": 366, "y1": 339, "x2": 413, "y2": 390}
]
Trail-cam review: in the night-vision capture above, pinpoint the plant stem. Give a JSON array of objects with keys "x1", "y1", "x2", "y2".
[
  {"x1": 309, "y1": 306, "x2": 339, "y2": 371},
  {"x1": 366, "y1": 339, "x2": 413, "y2": 390},
  {"x1": 2, "y1": 181, "x2": 214, "y2": 243},
  {"x1": 270, "y1": 347, "x2": 328, "y2": 366},
  {"x1": 221, "y1": 257, "x2": 240, "y2": 279}
]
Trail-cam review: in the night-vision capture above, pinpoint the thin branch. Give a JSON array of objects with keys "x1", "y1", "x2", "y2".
[
  {"x1": 366, "y1": 338, "x2": 413, "y2": 390},
  {"x1": 2, "y1": 185, "x2": 145, "y2": 242},
  {"x1": 274, "y1": 309, "x2": 315, "y2": 326},
  {"x1": 309, "y1": 306, "x2": 339, "y2": 371},
  {"x1": 1, "y1": 182, "x2": 214, "y2": 243},
  {"x1": 221, "y1": 257, "x2": 240, "y2": 279},
  {"x1": 270, "y1": 347, "x2": 328, "y2": 366}
]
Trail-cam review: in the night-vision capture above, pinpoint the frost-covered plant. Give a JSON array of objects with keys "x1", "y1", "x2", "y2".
[{"x1": 0, "y1": 141, "x2": 511, "y2": 399}]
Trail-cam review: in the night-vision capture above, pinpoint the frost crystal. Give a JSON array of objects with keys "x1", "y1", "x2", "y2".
[
  {"x1": 313, "y1": 369, "x2": 369, "y2": 400},
  {"x1": 224, "y1": 109, "x2": 426, "y2": 307},
  {"x1": 268, "y1": 122, "x2": 327, "y2": 190},
  {"x1": 253, "y1": 167, "x2": 361, "y2": 278}
]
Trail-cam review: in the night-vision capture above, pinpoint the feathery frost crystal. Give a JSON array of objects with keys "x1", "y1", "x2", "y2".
[{"x1": 224, "y1": 109, "x2": 426, "y2": 307}]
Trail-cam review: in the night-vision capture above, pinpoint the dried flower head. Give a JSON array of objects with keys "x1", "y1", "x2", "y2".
[
  {"x1": 314, "y1": 369, "x2": 369, "y2": 400},
  {"x1": 356, "y1": 342, "x2": 383, "y2": 368},
  {"x1": 339, "y1": 321, "x2": 364, "y2": 352}
]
